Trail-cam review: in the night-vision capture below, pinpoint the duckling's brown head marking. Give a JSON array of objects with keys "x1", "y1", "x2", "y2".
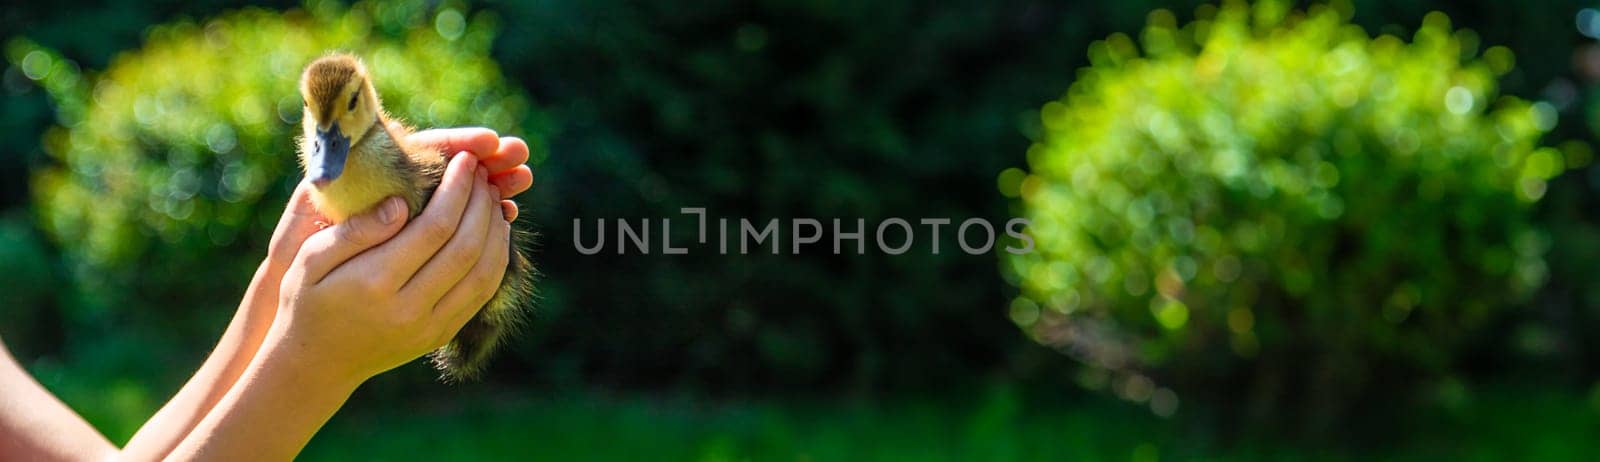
[{"x1": 299, "y1": 53, "x2": 380, "y2": 187}]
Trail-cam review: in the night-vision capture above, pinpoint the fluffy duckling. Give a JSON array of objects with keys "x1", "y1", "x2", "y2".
[{"x1": 297, "y1": 53, "x2": 533, "y2": 382}]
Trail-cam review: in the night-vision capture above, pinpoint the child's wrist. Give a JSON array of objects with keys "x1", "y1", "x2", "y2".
[{"x1": 260, "y1": 330, "x2": 370, "y2": 394}]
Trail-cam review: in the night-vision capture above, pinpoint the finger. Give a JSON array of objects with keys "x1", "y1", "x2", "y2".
[
  {"x1": 266, "y1": 182, "x2": 328, "y2": 263},
  {"x1": 294, "y1": 196, "x2": 409, "y2": 283},
  {"x1": 488, "y1": 166, "x2": 533, "y2": 199},
  {"x1": 409, "y1": 127, "x2": 499, "y2": 160},
  {"x1": 432, "y1": 212, "x2": 511, "y2": 342},
  {"x1": 399, "y1": 167, "x2": 497, "y2": 307},
  {"x1": 348, "y1": 153, "x2": 481, "y2": 291},
  {"x1": 499, "y1": 200, "x2": 519, "y2": 222},
  {"x1": 478, "y1": 136, "x2": 530, "y2": 174}
]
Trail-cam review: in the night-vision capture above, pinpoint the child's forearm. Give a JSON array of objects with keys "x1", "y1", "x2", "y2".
[
  {"x1": 119, "y1": 259, "x2": 284, "y2": 460},
  {"x1": 163, "y1": 318, "x2": 364, "y2": 461},
  {"x1": 0, "y1": 341, "x2": 118, "y2": 461}
]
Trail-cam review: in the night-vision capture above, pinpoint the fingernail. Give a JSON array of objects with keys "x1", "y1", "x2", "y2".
[{"x1": 378, "y1": 197, "x2": 401, "y2": 224}]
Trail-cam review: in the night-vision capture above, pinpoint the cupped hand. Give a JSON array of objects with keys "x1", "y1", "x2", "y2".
[
  {"x1": 271, "y1": 152, "x2": 512, "y2": 383},
  {"x1": 255, "y1": 127, "x2": 532, "y2": 300}
]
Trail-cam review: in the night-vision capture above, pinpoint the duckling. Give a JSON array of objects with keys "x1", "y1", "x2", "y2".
[{"x1": 297, "y1": 53, "x2": 534, "y2": 382}]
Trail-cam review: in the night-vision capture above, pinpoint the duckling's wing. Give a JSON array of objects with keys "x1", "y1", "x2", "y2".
[{"x1": 380, "y1": 117, "x2": 446, "y2": 207}]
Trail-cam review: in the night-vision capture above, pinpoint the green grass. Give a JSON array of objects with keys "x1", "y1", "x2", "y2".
[
  {"x1": 303, "y1": 386, "x2": 1175, "y2": 462},
  {"x1": 33, "y1": 355, "x2": 1600, "y2": 462},
  {"x1": 296, "y1": 383, "x2": 1600, "y2": 461}
]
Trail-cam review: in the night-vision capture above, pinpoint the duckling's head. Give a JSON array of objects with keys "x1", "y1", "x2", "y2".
[{"x1": 299, "y1": 54, "x2": 380, "y2": 187}]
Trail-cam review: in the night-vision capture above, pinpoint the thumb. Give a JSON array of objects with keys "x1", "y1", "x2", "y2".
[
  {"x1": 266, "y1": 182, "x2": 328, "y2": 264},
  {"x1": 295, "y1": 196, "x2": 410, "y2": 283}
]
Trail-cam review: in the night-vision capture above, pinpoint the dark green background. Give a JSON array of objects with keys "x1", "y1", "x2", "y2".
[{"x1": 5, "y1": 0, "x2": 1600, "y2": 459}]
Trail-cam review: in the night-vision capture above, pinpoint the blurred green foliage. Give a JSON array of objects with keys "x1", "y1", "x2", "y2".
[
  {"x1": 5, "y1": 0, "x2": 532, "y2": 347},
  {"x1": 488, "y1": 0, "x2": 1083, "y2": 390},
  {"x1": 1008, "y1": 1, "x2": 1576, "y2": 425},
  {"x1": 0, "y1": 211, "x2": 63, "y2": 358}
]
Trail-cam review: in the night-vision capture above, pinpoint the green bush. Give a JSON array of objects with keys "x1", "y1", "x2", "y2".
[
  {"x1": 6, "y1": 0, "x2": 534, "y2": 351},
  {"x1": 1006, "y1": 1, "x2": 1567, "y2": 423}
]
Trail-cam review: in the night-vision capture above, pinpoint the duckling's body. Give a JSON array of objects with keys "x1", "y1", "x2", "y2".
[{"x1": 297, "y1": 53, "x2": 532, "y2": 382}]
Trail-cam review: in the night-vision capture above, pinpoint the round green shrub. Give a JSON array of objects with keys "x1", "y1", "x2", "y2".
[
  {"x1": 7, "y1": 1, "x2": 534, "y2": 336},
  {"x1": 1005, "y1": 1, "x2": 1564, "y2": 417}
]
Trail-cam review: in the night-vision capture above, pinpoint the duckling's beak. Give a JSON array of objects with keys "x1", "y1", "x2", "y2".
[{"x1": 308, "y1": 122, "x2": 351, "y2": 188}]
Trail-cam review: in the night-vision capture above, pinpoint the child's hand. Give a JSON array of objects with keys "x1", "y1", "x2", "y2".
[
  {"x1": 140, "y1": 129, "x2": 530, "y2": 460},
  {"x1": 271, "y1": 151, "x2": 510, "y2": 383},
  {"x1": 257, "y1": 127, "x2": 530, "y2": 308},
  {"x1": 409, "y1": 127, "x2": 534, "y2": 220}
]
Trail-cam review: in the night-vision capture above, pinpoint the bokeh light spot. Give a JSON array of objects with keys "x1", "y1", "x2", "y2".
[
  {"x1": 20, "y1": 50, "x2": 51, "y2": 80},
  {"x1": 434, "y1": 8, "x2": 466, "y2": 41},
  {"x1": 1445, "y1": 86, "x2": 1473, "y2": 115}
]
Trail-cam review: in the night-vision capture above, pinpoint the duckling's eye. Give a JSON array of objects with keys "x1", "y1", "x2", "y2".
[{"x1": 347, "y1": 92, "x2": 359, "y2": 111}]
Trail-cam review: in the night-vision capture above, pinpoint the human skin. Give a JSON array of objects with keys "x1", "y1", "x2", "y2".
[{"x1": 0, "y1": 128, "x2": 534, "y2": 461}]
